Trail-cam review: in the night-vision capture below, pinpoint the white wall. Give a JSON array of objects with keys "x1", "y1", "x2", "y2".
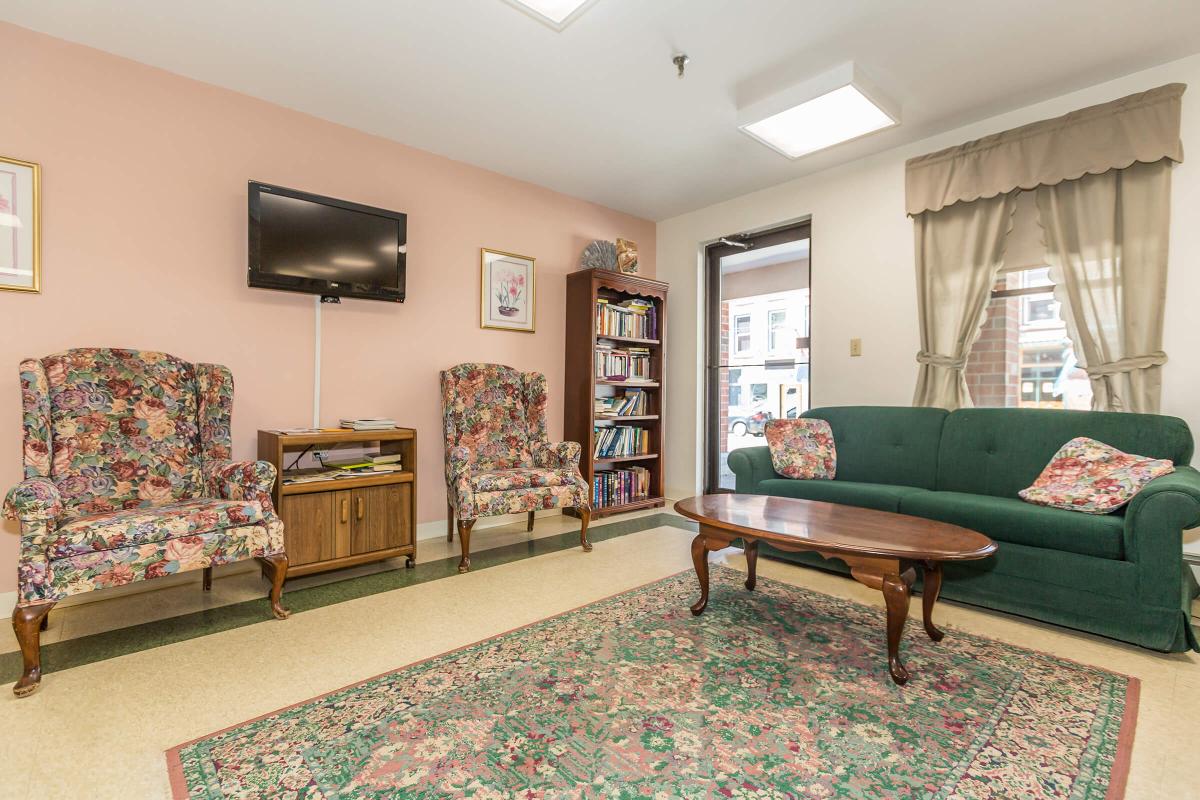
[{"x1": 656, "y1": 54, "x2": 1200, "y2": 563}]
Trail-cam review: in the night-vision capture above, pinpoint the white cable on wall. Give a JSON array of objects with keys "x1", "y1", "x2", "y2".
[{"x1": 313, "y1": 294, "x2": 322, "y2": 428}]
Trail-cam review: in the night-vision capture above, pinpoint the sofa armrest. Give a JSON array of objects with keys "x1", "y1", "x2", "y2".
[
  {"x1": 3, "y1": 477, "x2": 62, "y2": 526},
  {"x1": 209, "y1": 460, "x2": 278, "y2": 512},
  {"x1": 533, "y1": 441, "x2": 582, "y2": 471},
  {"x1": 1123, "y1": 465, "x2": 1200, "y2": 606},
  {"x1": 727, "y1": 447, "x2": 780, "y2": 493}
]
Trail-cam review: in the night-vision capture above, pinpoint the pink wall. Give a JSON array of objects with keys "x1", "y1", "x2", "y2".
[{"x1": 0, "y1": 23, "x2": 655, "y2": 595}]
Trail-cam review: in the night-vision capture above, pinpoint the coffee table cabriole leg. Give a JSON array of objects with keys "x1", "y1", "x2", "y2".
[
  {"x1": 921, "y1": 560, "x2": 945, "y2": 641},
  {"x1": 689, "y1": 534, "x2": 711, "y2": 616},
  {"x1": 848, "y1": 557, "x2": 918, "y2": 686},
  {"x1": 743, "y1": 540, "x2": 759, "y2": 591}
]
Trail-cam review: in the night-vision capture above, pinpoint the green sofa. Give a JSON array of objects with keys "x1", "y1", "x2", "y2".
[{"x1": 728, "y1": 406, "x2": 1200, "y2": 652}]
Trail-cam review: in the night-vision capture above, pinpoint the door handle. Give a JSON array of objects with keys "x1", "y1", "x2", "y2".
[
  {"x1": 356, "y1": 497, "x2": 364, "y2": 520},
  {"x1": 340, "y1": 498, "x2": 348, "y2": 523}
]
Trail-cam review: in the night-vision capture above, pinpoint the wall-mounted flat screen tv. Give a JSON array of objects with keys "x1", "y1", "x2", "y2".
[{"x1": 248, "y1": 181, "x2": 406, "y2": 302}]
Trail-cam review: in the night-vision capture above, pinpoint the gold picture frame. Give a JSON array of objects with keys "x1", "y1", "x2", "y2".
[
  {"x1": 0, "y1": 155, "x2": 41, "y2": 293},
  {"x1": 480, "y1": 248, "x2": 536, "y2": 333}
]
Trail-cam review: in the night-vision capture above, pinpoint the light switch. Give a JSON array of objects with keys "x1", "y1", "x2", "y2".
[{"x1": 850, "y1": 338, "x2": 863, "y2": 357}]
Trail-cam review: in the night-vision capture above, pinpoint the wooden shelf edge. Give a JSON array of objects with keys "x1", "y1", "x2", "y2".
[
  {"x1": 566, "y1": 497, "x2": 666, "y2": 518},
  {"x1": 273, "y1": 428, "x2": 415, "y2": 447},
  {"x1": 593, "y1": 453, "x2": 659, "y2": 465},
  {"x1": 281, "y1": 471, "x2": 415, "y2": 495},
  {"x1": 595, "y1": 334, "x2": 661, "y2": 346},
  {"x1": 595, "y1": 380, "x2": 660, "y2": 388},
  {"x1": 594, "y1": 415, "x2": 660, "y2": 421}
]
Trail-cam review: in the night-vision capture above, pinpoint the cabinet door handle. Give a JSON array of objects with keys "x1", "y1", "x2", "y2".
[
  {"x1": 340, "y1": 498, "x2": 348, "y2": 523},
  {"x1": 356, "y1": 497, "x2": 364, "y2": 520}
]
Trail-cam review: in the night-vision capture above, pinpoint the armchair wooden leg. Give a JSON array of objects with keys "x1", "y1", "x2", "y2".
[
  {"x1": 457, "y1": 519, "x2": 475, "y2": 573},
  {"x1": 527, "y1": 510, "x2": 535, "y2": 532},
  {"x1": 447, "y1": 502, "x2": 455, "y2": 542},
  {"x1": 202, "y1": 566, "x2": 213, "y2": 592},
  {"x1": 257, "y1": 554, "x2": 291, "y2": 620},
  {"x1": 13, "y1": 601, "x2": 55, "y2": 698},
  {"x1": 578, "y1": 506, "x2": 593, "y2": 552}
]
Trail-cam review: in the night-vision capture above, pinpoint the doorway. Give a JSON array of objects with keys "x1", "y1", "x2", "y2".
[{"x1": 704, "y1": 223, "x2": 811, "y2": 492}]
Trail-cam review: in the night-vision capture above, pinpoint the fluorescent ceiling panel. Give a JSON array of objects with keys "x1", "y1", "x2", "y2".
[
  {"x1": 738, "y1": 64, "x2": 899, "y2": 159},
  {"x1": 504, "y1": 0, "x2": 597, "y2": 29}
]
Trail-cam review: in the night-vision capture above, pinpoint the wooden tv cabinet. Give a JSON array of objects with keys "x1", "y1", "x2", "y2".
[{"x1": 258, "y1": 428, "x2": 417, "y2": 578}]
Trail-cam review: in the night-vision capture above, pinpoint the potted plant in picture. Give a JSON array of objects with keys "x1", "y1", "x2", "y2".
[{"x1": 497, "y1": 270, "x2": 525, "y2": 317}]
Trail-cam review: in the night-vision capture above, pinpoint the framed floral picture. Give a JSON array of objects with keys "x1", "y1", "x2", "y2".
[
  {"x1": 480, "y1": 248, "x2": 536, "y2": 333},
  {"x1": 0, "y1": 155, "x2": 41, "y2": 293}
]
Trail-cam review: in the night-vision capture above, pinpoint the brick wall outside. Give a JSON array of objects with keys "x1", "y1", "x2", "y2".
[{"x1": 966, "y1": 275, "x2": 1020, "y2": 408}]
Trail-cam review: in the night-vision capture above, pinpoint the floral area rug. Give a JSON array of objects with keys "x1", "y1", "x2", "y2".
[{"x1": 168, "y1": 566, "x2": 1137, "y2": 799}]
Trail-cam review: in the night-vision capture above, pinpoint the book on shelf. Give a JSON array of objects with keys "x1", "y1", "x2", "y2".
[
  {"x1": 365, "y1": 451, "x2": 403, "y2": 465},
  {"x1": 595, "y1": 297, "x2": 658, "y2": 340},
  {"x1": 592, "y1": 425, "x2": 651, "y2": 459},
  {"x1": 323, "y1": 458, "x2": 406, "y2": 474},
  {"x1": 594, "y1": 388, "x2": 649, "y2": 417},
  {"x1": 592, "y1": 466, "x2": 651, "y2": 509},
  {"x1": 339, "y1": 418, "x2": 398, "y2": 431},
  {"x1": 594, "y1": 346, "x2": 652, "y2": 381}
]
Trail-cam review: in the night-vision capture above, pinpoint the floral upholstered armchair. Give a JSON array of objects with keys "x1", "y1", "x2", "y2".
[
  {"x1": 3, "y1": 348, "x2": 290, "y2": 697},
  {"x1": 440, "y1": 363, "x2": 591, "y2": 573}
]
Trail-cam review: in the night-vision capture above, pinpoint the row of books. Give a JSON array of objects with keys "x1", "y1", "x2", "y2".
[
  {"x1": 595, "y1": 343, "x2": 652, "y2": 381},
  {"x1": 594, "y1": 388, "x2": 649, "y2": 417},
  {"x1": 595, "y1": 297, "x2": 658, "y2": 340},
  {"x1": 592, "y1": 466, "x2": 650, "y2": 509},
  {"x1": 593, "y1": 425, "x2": 651, "y2": 458}
]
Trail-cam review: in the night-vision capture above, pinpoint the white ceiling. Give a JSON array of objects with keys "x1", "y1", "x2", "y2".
[{"x1": 5, "y1": 0, "x2": 1200, "y2": 220}]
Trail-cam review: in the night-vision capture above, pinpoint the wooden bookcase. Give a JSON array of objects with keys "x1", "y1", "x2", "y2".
[
  {"x1": 258, "y1": 428, "x2": 417, "y2": 577},
  {"x1": 565, "y1": 269, "x2": 668, "y2": 518}
]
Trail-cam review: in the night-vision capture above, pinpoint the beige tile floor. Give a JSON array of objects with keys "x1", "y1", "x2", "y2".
[{"x1": 2, "y1": 518, "x2": 1199, "y2": 799}]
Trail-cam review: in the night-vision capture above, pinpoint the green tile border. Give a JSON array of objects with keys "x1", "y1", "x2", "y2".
[{"x1": 0, "y1": 513, "x2": 696, "y2": 686}]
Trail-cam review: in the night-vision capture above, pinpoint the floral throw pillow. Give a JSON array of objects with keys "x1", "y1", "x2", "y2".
[
  {"x1": 1019, "y1": 437, "x2": 1174, "y2": 514},
  {"x1": 764, "y1": 419, "x2": 836, "y2": 480}
]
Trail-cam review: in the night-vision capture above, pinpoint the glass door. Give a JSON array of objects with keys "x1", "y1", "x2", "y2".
[{"x1": 705, "y1": 223, "x2": 811, "y2": 492}]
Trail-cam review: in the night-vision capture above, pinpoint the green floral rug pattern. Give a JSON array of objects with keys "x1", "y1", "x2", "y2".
[{"x1": 169, "y1": 566, "x2": 1136, "y2": 799}]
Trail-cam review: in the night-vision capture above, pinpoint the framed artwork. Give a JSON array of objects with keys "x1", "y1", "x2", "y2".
[
  {"x1": 0, "y1": 155, "x2": 41, "y2": 293},
  {"x1": 480, "y1": 248, "x2": 536, "y2": 333}
]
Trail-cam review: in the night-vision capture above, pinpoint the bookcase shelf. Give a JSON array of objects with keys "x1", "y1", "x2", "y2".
[{"x1": 565, "y1": 269, "x2": 668, "y2": 519}]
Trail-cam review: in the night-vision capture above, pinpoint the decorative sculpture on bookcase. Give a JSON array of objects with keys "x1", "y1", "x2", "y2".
[{"x1": 580, "y1": 240, "x2": 618, "y2": 271}]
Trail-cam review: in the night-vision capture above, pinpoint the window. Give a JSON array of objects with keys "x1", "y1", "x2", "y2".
[
  {"x1": 768, "y1": 308, "x2": 790, "y2": 353},
  {"x1": 734, "y1": 314, "x2": 752, "y2": 354},
  {"x1": 728, "y1": 385, "x2": 742, "y2": 407},
  {"x1": 750, "y1": 383, "x2": 768, "y2": 403},
  {"x1": 965, "y1": 267, "x2": 1091, "y2": 410}
]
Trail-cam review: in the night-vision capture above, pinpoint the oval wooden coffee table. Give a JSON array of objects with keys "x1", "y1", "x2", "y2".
[{"x1": 674, "y1": 494, "x2": 997, "y2": 685}]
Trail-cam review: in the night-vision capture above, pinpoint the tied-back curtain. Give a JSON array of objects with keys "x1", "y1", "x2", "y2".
[
  {"x1": 905, "y1": 83, "x2": 1184, "y2": 412},
  {"x1": 912, "y1": 193, "x2": 1016, "y2": 409},
  {"x1": 1037, "y1": 159, "x2": 1172, "y2": 412}
]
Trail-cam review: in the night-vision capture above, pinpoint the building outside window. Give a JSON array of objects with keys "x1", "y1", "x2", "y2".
[
  {"x1": 734, "y1": 314, "x2": 752, "y2": 355},
  {"x1": 965, "y1": 267, "x2": 1091, "y2": 410},
  {"x1": 768, "y1": 308, "x2": 790, "y2": 353}
]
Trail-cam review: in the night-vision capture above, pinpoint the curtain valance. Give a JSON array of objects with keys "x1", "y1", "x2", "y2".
[{"x1": 905, "y1": 83, "x2": 1185, "y2": 216}]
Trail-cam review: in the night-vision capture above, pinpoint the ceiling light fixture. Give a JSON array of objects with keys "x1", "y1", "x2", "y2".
[
  {"x1": 504, "y1": 0, "x2": 598, "y2": 30},
  {"x1": 737, "y1": 63, "x2": 898, "y2": 159}
]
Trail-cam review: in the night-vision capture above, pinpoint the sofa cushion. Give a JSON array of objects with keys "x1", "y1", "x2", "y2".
[
  {"x1": 764, "y1": 419, "x2": 836, "y2": 480},
  {"x1": 1019, "y1": 437, "x2": 1175, "y2": 514},
  {"x1": 51, "y1": 497, "x2": 266, "y2": 558},
  {"x1": 470, "y1": 467, "x2": 576, "y2": 492},
  {"x1": 899, "y1": 490, "x2": 1125, "y2": 560},
  {"x1": 757, "y1": 479, "x2": 930, "y2": 513},
  {"x1": 936, "y1": 408, "x2": 1193, "y2": 500},
  {"x1": 801, "y1": 406, "x2": 948, "y2": 489}
]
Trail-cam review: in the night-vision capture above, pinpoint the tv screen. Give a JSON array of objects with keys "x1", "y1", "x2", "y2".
[{"x1": 248, "y1": 182, "x2": 406, "y2": 302}]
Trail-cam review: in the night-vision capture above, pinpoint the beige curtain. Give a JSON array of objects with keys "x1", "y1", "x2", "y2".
[
  {"x1": 1036, "y1": 159, "x2": 1172, "y2": 412},
  {"x1": 912, "y1": 192, "x2": 1017, "y2": 409}
]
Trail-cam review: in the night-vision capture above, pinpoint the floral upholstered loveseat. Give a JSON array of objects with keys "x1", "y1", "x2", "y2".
[
  {"x1": 440, "y1": 363, "x2": 591, "y2": 573},
  {"x1": 3, "y1": 348, "x2": 290, "y2": 696}
]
